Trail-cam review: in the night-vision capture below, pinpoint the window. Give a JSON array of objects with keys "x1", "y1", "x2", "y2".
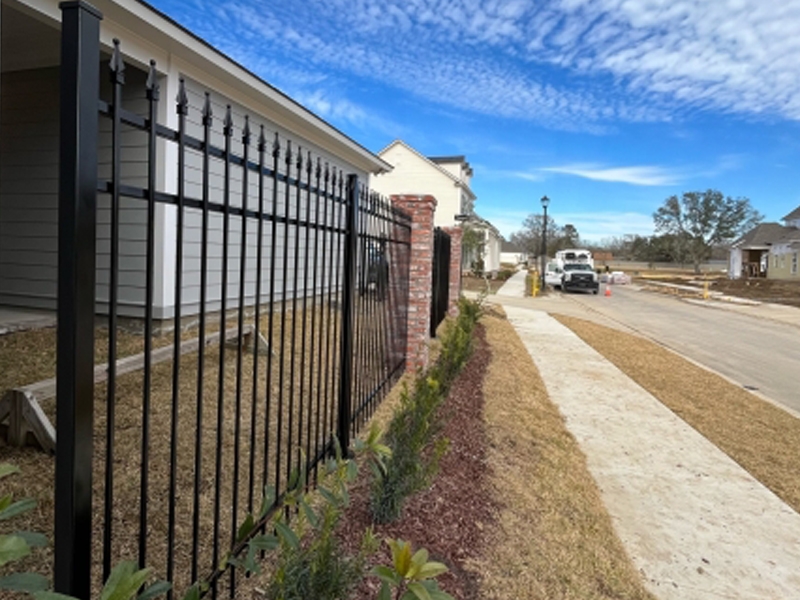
[
  {"x1": 793, "y1": 252, "x2": 798, "y2": 275},
  {"x1": 781, "y1": 255, "x2": 786, "y2": 269}
]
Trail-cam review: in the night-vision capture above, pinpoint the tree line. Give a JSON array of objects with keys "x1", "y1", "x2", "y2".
[{"x1": 509, "y1": 189, "x2": 763, "y2": 273}]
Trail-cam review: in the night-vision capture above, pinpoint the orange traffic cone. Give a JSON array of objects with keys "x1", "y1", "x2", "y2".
[{"x1": 604, "y1": 285, "x2": 611, "y2": 297}]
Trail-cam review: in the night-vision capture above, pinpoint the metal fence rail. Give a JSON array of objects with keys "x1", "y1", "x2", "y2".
[{"x1": 56, "y1": 4, "x2": 411, "y2": 598}]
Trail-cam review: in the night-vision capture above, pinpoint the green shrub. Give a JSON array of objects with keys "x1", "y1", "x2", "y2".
[
  {"x1": 258, "y1": 444, "x2": 377, "y2": 600},
  {"x1": 370, "y1": 296, "x2": 482, "y2": 523},
  {"x1": 370, "y1": 377, "x2": 451, "y2": 523}
]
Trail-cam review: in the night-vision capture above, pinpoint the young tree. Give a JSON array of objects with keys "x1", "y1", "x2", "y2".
[
  {"x1": 550, "y1": 223, "x2": 580, "y2": 253},
  {"x1": 460, "y1": 223, "x2": 486, "y2": 274},
  {"x1": 653, "y1": 190, "x2": 762, "y2": 273},
  {"x1": 510, "y1": 213, "x2": 559, "y2": 257}
]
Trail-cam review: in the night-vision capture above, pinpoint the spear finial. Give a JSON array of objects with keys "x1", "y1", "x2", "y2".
[{"x1": 110, "y1": 39, "x2": 125, "y2": 85}]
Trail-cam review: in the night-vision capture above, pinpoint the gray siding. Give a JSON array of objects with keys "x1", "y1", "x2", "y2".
[
  {"x1": 161, "y1": 78, "x2": 365, "y2": 320},
  {"x1": 0, "y1": 66, "x2": 370, "y2": 320},
  {"x1": 0, "y1": 67, "x2": 60, "y2": 309},
  {"x1": 96, "y1": 63, "x2": 151, "y2": 317},
  {"x1": 0, "y1": 63, "x2": 152, "y2": 314}
]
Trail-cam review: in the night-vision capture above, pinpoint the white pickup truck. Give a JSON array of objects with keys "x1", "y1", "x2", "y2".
[
  {"x1": 561, "y1": 262, "x2": 599, "y2": 294},
  {"x1": 545, "y1": 249, "x2": 597, "y2": 291}
]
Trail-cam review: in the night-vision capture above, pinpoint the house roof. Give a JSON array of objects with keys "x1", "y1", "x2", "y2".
[
  {"x1": 377, "y1": 140, "x2": 477, "y2": 200},
  {"x1": 428, "y1": 155, "x2": 473, "y2": 177},
  {"x1": 782, "y1": 205, "x2": 800, "y2": 221},
  {"x1": 501, "y1": 239, "x2": 524, "y2": 253},
  {"x1": 732, "y1": 223, "x2": 800, "y2": 249},
  {"x1": 471, "y1": 214, "x2": 500, "y2": 236},
  {"x1": 428, "y1": 155, "x2": 467, "y2": 164}
]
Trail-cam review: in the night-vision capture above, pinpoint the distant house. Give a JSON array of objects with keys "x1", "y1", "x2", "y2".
[
  {"x1": 369, "y1": 140, "x2": 475, "y2": 228},
  {"x1": 593, "y1": 251, "x2": 613, "y2": 265},
  {"x1": 500, "y1": 239, "x2": 528, "y2": 266},
  {"x1": 369, "y1": 140, "x2": 501, "y2": 275},
  {"x1": 729, "y1": 207, "x2": 800, "y2": 279},
  {"x1": 464, "y1": 216, "x2": 502, "y2": 276}
]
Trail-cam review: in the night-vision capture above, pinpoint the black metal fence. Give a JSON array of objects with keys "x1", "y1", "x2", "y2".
[
  {"x1": 430, "y1": 227, "x2": 451, "y2": 337},
  {"x1": 56, "y1": 4, "x2": 410, "y2": 598}
]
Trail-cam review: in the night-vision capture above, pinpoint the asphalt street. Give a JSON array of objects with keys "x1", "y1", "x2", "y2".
[{"x1": 532, "y1": 285, "x2": 800, "y2": 414}]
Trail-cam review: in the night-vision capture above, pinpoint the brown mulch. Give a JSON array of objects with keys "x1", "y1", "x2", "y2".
[{"x1": 339, "y1": 323, "x2": 495, "y2": 600}]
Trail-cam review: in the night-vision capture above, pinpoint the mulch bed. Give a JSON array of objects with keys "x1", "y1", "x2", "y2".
[{"x1": 339, "y1": 323, "x2": 496, "y2": 600}]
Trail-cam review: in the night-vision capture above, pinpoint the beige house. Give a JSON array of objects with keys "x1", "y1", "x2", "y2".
[
  {"x1": 369, "y1": 140, "x2": 504, "y2": 275},
  {"x1": 728, "y1": 206, "x2": 800, "y2": 280},
  {"x1": 768, "y1": 238, "x2": 800, "y2": 281},
  {"x1": 369, "y1": 140, "x2": 475, "y2": 228}
]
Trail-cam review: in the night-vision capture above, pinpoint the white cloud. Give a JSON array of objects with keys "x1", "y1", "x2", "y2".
[
  {"x1": 153, "y1": 0, "x2": 800, "y2": 129},
  {"x1": 290, "y1": 90, "x2": 405, "y2": 138},
  {"x1": 540, "y1": 164, "x2": 681, "y2": 186},
  {"x1": 557, "y1": 211, "x2": 656, "y2": 241}
]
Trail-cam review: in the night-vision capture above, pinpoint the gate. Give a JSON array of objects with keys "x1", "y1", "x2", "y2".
[
  {"x1": 55, "y1": 4, "x2": 411, "y2": 598},
  {"x1": 430, "y1": 227, "x2": 451, "y2": 337}
]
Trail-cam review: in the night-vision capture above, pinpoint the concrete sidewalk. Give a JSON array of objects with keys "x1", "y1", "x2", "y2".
[
  {"x1": 499, "y1": 302, "x2": 800, "y2": 599},
  {"x1": 494, "y1": 268, "x2": 529, "y2": 298}
]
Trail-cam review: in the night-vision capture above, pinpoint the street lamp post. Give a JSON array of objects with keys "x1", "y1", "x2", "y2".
[{"x1": 540, "y1": 195, "x2": 550, "y2": 291}]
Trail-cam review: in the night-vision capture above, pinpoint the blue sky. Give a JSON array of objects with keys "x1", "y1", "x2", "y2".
[{"x1": 149, "y1": 0, "x2": 800, "y2": 242}]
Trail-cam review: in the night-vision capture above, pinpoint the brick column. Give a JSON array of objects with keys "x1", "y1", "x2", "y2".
[
  {"x1": 391, "y1": 194, "x2": 437, "y2": 372},
  {"x1": 441, "y1": 226, "x2": 462, "y2": 315}
]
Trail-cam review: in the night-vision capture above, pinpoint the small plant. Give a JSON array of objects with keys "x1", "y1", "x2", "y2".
[
  {"x1": 370, "y1": 296, "x2": 482, "y2": 523},
  {"x1": 354, "y1": 423, "x2": 393, "y2": 482},
  {"x1": 370, "y1": 376, "x2": 450, "y2": 523},
  {"x1": 257, "y1": 442, "x2": 378, "y2": 600},
  {"x1": 372, "y1": 539, "x2": 453, "y2": 600}
]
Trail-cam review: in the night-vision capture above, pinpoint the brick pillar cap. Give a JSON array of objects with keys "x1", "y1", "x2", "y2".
[{"x1": 390, "y1": 194, "x2": 437, "y2": 210}]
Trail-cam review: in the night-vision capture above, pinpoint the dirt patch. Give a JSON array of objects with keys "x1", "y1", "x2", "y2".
[
  {"x1": 460, "y1": 275, "x2": 507, "y2": 295},
  {"x1": 555, "y1": 314, "x2": 800, "y2": 515},
  {"x1": 637, "y1": 276, "x2": 800, "y2": 307}
]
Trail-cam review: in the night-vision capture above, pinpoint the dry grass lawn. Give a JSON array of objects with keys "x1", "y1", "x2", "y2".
[
  {"x1": 0, "y1": 302, "x2": 404, "y2": 598},
  {"x1": 554, "y1": 314, "x2": 800, "y2": 516},
  {"x1": 474, "y1": 308, "x2": 655, "y2": 600}
]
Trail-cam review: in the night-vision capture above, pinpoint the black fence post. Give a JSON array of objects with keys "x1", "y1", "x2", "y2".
[
  {"x1": 430, "y1": 228, "x2": 451, "y2": 337},
  {"x1": 55, "y1": 2, "x2": 102, "y2": 597},
  {"x1": 337, "y1": 175, "x2": 360, "y2": 452}
]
